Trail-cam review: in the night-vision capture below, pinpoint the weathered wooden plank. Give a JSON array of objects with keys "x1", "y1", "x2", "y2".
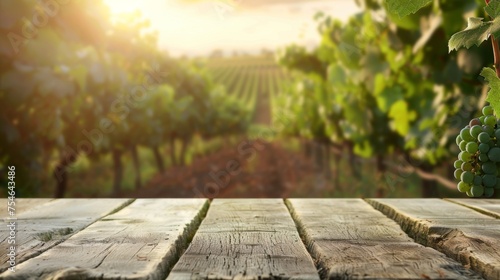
[
  {"x1": 446, "y1": 199, "x2": 500, "y2": 219},
  {"x1": 368, "y1": 198, "x2": 500, "y2": 280},
  {"x1": 0, "y1": 199, "x2": 208, "y2": 280},
  {"x1": 0, "y1": 199, "x2": 131, "y2": 274},
  {"x1": 168, "y1": 199, "x2": 320, "y2": 280},
  {"x1": 287, "y1": 199, "x2": 482, "y2": 280},
  {"x1": 0, "y1": 199, "x2": 53, "y2": 217}
]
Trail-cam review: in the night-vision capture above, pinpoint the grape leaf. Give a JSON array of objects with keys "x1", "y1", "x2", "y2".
[
  {"x1": 354, "y1": 140, "x2": 374, "y2": 158},
  {"x1": 485, "y1": 0, "x2": 500, "y2": 18},
  {"x1": 449, "y1": 0, "x2": 500, "y2": 51},
  {"x1": 374, "y1": 74, "x2": 403, "y2": 113},
  {"x1": 448, "y1": 17, "x2": 500, "y2": 51},
  {"x1": 385, "y1": 0, "x2": 432, "y2": 18},
  {"x1": 389, "y1": 100, "x2": 416, "y2": 135},
  {"x1": 482, "y1": 67, "x2": 500, "y2": 116}
]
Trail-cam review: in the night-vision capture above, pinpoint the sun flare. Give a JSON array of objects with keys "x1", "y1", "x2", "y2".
[
  {"x1": 104, "y1": 0, "x2": 143, "y2": 15},
  {"x1": 101, "y1": 0, "x2": 360, "y2": 57}
]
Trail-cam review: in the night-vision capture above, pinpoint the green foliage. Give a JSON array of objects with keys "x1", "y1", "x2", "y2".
[
  {"x1": 276, "y1": 0, "x2": 500, "y2": 197},
  {"x1": 276, "y1": 45, "x2": 325, "y2": 77},
  {"x1": 389, "y1": 100, "x2": 417, "y2": 135},
  {"x1": 448, "y1": 0, "x2": 500, "y2": 122},
  {"x1": 448, "y1": 17, "x2": 500, "y2": 51},
  {"x1": 482, "y1": 68, "x2": 500, "y2": 114},
  {"x1": 275, "y1": 0, "x2": 489, "y2": 169},
  {"x1": 0, "y1": 0, "x2": 251, "y2": 196},
  {"x1": 385, "y1": 0, "x2": 432, "y2": 18}
]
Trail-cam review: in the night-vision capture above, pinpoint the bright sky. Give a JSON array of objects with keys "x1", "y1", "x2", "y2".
[{"x1": 103, "y1": 0, "x2": 361, "y2": 57}]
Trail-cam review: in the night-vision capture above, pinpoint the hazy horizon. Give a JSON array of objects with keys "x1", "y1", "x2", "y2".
[{"x1": 103, "y1": 0, "x2": 361, "y2": 57}]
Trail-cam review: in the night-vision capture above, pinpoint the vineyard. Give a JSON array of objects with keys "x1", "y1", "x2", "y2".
[
  {"x1": 1, "y1": 0, "x2": 500, "y2": 199},
  {"x1": 207, "y1": 55, "x2": 291, "y2": 125},
  {"x1": 4, "y1": 1, "x2": 500, "y2": 278}
]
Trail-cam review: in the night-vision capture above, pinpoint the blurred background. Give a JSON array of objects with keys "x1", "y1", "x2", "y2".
[{"x1": 0, "y1": 0, "x2": 496, "y2": 198}]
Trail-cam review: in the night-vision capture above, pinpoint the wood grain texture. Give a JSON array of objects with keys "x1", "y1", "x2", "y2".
[
  {"x1": 368, "y1": 198, "x2": 500, "y2": 280},
  {"x1": 1, "y1": 199, "x2": 208, "y2": 280},
  {"x1": 287, "y1": 199, "x2": 482, "y2": 280},
  {"x1": 168, "y1": 199, "x2": 320, "y2": 280},
  {"x1": 446, "y1": 199, "x2": 500, "y2": 219},
  {"x1": 0, "y1": 199, "x2": 131, "y2": 274},
  {"x1": 0, "y1": 199, "x2": 53, "y2": 217}
]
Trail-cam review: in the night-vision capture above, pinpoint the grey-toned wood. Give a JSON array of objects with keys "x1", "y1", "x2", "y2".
[
  {"x1": 168, "y1": 199, "x2": 320, "y2": 280},
  {"x1": 0, "y1": 199, "x2": 53, "y2": 217},
  {"x1": 368, "y1": 198, "x2": 500, "y2": 280},
  {"x1": 446, "y1": 199, "x2": 500, "y2": 219},
  {"x1": 287, "y1": 199, "x2": 482, "y2": 280},
  {"x1": 0, "y1": 199, "x2": 131, "y2": 274},
  {"x1": 1, "y1": 199, "x2": 208, "y2": 280}
]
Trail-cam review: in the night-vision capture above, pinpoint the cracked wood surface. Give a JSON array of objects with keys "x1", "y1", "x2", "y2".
[
  {"x1": 1, "y1": 199, "x2": 208, "y2": 280},
  {"x1": 368, "y1": 199, "x2": 500, "y2": 280},
  {"x1": 167, "y1": 199, "x2": 319, "y2": 280},
  {"x1": 1, "y1": 198, "x2": 499, "y2": 279},
  {"x1": 0, "y1": 199, "x2": 130, "y2": 274},
  {"x1": 287, "y1": 199, "x2": 482, "y2": 280}
]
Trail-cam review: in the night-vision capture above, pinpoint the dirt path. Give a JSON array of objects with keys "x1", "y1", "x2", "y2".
[{"x1": 120, "y1": 140, "x2": 316, "y2": 198}]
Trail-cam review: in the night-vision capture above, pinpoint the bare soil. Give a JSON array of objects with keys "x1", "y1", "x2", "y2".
[{"x1": 120, "y1": 140, "x2": 317, "y2": 198}]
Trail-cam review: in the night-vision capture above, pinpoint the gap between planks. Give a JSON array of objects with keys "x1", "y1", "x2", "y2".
[
  {"x1": 1, "y1": 199, "x2": 209, "y2": 280},
  {"x1": 3, "y1": 198, "x2": 497, "y2": 280},
  {"x1": 286, "y1": 198, "x2": 482, "y2": 280},
  {"x1": 167, "y1": 199, "x2": 320, "y2": 280},
  {"x1": 367, "y1": 198, "x2": 500, "y2": 280}
]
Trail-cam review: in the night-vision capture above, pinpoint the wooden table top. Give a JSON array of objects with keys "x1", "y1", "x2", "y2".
[{"x1": 0, "y1": 198, "x2": 499, "y2": 280}]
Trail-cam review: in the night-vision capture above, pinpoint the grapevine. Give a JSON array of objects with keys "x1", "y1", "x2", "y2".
[
  {"x1": 388, "y1": 0, "x2": 500, "y2": 197},
  {"x1": 449, "y1": 0, "x2": 500, "y2": 197}
]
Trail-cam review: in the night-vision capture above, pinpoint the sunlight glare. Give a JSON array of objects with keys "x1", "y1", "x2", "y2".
[
  {"x1": 101, "y1": 0, "x2": 360, "y2": 57},
  {"x1": 104, "y1": 0, "x2": 142, "y2": 14}
]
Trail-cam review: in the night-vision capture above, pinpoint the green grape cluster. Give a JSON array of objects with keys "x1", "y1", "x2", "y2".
[{"x1": 455, "y1": 105, "x2": 500, "y2": 197}]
